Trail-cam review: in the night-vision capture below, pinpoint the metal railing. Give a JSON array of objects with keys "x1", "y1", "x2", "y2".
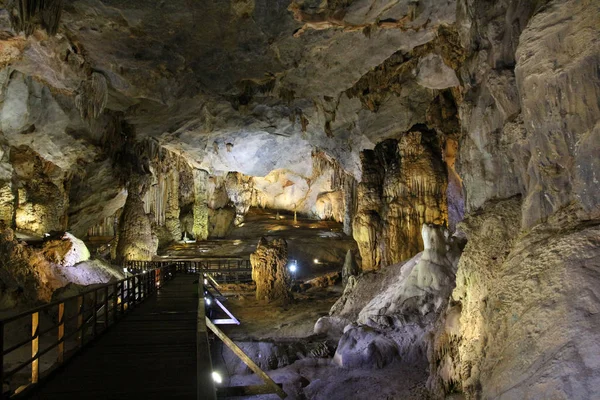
[
  {"x1": 0, "y1": 263, "x2": 185, "y2": 399},
  {"x1": 128, "y1": 259, "x2": 252, "y2": 283}
]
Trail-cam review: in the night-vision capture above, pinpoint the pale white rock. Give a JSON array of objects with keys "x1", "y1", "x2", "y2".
[{"x1": 416, "y1": 54, "x2": 460, "y2": 90}]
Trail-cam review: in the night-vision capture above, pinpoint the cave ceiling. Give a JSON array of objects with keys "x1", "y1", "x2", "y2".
[{"x1": 0, "y1": 0, "x2": 460, "y2": 179}]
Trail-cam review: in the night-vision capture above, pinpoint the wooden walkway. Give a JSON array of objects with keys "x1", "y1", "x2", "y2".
[{"x1": 24, "y1": 274, "x2": 215, "y2": 400}]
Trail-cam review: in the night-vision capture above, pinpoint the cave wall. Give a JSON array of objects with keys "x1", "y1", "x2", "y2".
[{"x1": 431, "y1": 0, "x2": 600, "y2": 398}]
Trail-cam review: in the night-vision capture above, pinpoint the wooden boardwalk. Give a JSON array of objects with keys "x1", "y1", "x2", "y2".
[{"x1": 24, "y1": 274, "x2": 215, "y2": 400}]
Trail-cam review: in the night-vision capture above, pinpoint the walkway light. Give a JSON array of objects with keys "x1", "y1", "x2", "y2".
[
  {"x1": 289, "y1": 263, "x2": 297, "y2": 273},
  {"x1": 212, "y1": 371, "x2": 223, "y2": 384},
  {"x1": 313, "y1": 258, "x2": 319, "y2": 264}
]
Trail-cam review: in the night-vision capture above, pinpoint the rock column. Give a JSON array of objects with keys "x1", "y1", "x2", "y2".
[
  {"x1": 192, "y1": 169, "x2": 209, "y2": 241},
  {"x1": 115, "y1": 190, "x2": 158, "y2": 263},
  {"x1": 250, "y1": 237, "x2": 292, "y2": 303}
]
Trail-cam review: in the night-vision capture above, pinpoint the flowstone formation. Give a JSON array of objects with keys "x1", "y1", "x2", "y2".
[
  {"x1": 353, "y1": 128, "x2": 448, "y2": 271},
  {"x1": 319, "y1": 223, "x2": 463, "y2": 369},
  {"x1": 250, "y1": 237, "x2": 292, "y2": 304}
]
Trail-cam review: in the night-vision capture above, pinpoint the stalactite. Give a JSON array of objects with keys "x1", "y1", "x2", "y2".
[
  {"x1": 7, "y1": 0, "x2": 63, "y2": 35},
  {"x1": 87, "y1": 215, "x2": 118, "y2": 237},
  {"x1": 312, "y1": 149, "x2": 357, "y2": 230},
  {"x1": 75, "y1": 72, "x2": 108, "y2": 121}
]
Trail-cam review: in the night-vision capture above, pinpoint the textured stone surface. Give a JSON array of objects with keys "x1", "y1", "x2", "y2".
[
  {"x1": 42, "y1": 232, "x2": 90, "y2": 267},
  {"x1": 429, "y1": 197, "x2": 600, "y2": 400},
  {"x1": 353, "y1": 129, "x2": 448, "y2": 270},
  {"x1": 250, "y1": 237, "x2": 292, "y2": 303},
  {"x1": 0, "y1": 0, "x2": 597, "y2": 398},
  {"x1": 333, "y1": 325, "x2": 398, "y2": 369},
  {"x1": 515, "y1": 0, "x2": 600, "y2": 226},
  {"x1": 114, "y1": 189, "x2": 158, "y2": 263},
  {"x1": 326, "y1": 224, "x2": 463, "y2": 367}
]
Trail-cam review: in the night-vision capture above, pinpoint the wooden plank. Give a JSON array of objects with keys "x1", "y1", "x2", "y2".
[
  {"x1": 31, "y1": 312, "x2": 39, "y2": 384},
  {"x1": 206, "y1": 318, "x2": 287, "y2": 399},
  {"x1": 57, "y1": 303, "x2": 64, "y2": 364}
]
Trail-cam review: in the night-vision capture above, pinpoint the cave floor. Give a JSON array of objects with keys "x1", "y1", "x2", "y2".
[
  {"x1": 217, "y1": 283, "x2": 342, "y2": 341},
  {"x1": 156, "y1": 209, "x2": 432, "y2": 399},
  {"x1": 157, "y1": 208, "x2": 357, "y2": 280},
  {"x1": 211, "y1": 284, "x2": 434, "y2": 400}
]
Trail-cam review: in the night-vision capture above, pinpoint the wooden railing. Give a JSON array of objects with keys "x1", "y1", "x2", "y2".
[{"x1": 0, "y1": 263, "x2": 189, "y2": 399}]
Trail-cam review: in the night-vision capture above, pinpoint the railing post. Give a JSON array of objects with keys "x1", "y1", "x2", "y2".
[
  {"x1": 31, "y1": 312, "x2": 39, "y2": 384},
  {"x1": 77, "y1": 295, "x2": 84, "y2": 348},
  {"x1": 0, "y1": 321, "x2": 4, "y2": 400},
  {"x1": 113, "y1": 283, "x2": 118, "y2": 323},
  {"x1": 58, "y1": 302, "x2": 65, "y2": 364},
  {"x1": 120, "y1": 281, "x2": 125, "y2": 314},
  {"x1": 104, "y1": 286, "x2": 109, "y2": 330},
  {"x1": 140, "y1": 273, "x2": 145, "y2": 299},
  {"x1": 128, "y1": 277, "x2": 133, "y2": 306},
  {"x1": 92, "y1": 290, "x2": 98, "y2": 338}
]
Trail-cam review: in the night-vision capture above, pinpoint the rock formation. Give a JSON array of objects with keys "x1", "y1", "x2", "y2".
[
  {"x1": 0, "y1": 0, "x2": 597, "y2": 397},
  {"x1": 0, "y1": 226, "x2": 121, "y2": 307},
  {"x1": 114, "y1": 185, "x2": 158, "y2": 263},
  {"x1": 250, "y1": 237, "x2": 292, "y2": 304},
  {"x1": 353, "y1": 128, "x2": 448, "y2": 270},
  {"x1": 320, "y1": 223, "x2": 464, "y2": 371},
  {"x1": 341, "y1": 249, "x2": 359, "y2": 288}
]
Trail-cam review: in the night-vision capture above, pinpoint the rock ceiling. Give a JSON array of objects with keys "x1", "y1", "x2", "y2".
[{"x1": 0, "y1": 0, "x2": 461, "y2": 179}]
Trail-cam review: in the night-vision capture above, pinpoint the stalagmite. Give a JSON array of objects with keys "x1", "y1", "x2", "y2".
[
  {"x1": 192, "y1": 169, "x2": 209, "y2": 241},
  {"x1": 341, "y1": 249, "x2": 359, "y2": 287},
  {"x1": 353, "y1": 128, "x2": 447, "y2": 270},
  {"x1": 250, "y1": 237, "x2": 292, "y2": 304},
  {"x1": 114, "y1": 189, "x2": 158, "y2": 263}
]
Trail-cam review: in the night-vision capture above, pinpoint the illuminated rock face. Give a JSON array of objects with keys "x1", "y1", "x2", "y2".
[
  {"x1": 353, "y1": 128, "x2": 448, "y2": 271},
  {"x1": 250, "y1": 237, "x2": 292, "y2": 304},
  {"x1": 11, "y1": 146, "x2": 68, "y2": 235},
  {"x1": 324, "y1": 223, "x2": 463, "y2": 367},
  {"x1": 426, "y1": 1, "x2": 600, "y2": 398},
  {"x1": 429, "y1": 197, "x2": 600, "y2": 400},
  {"x1": 0, "y1": 227, "x2": 120, "y2": 308},
  {"x1": 115, "y1": 191, "x2": 158, "y2": 263},
  {"x1": 42, "y1": 232, "x2": 90, "y2": 267}
]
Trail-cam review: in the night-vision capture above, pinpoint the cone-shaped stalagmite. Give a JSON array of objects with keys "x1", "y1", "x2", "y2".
[{"x1": 114, "y1": 190, "x2": 158, "y2": 263}]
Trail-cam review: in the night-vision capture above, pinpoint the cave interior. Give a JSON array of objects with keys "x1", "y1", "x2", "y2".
[{"x1": 0, "y1": 0, "x2": 599, "y2": 399}]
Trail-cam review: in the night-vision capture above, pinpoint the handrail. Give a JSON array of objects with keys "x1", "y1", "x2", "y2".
[
  {"x1": 124, "y1": 259, "x2": 253, "y2": 283},
  {"x1": 0, "y1": 262, "x2": 195, "y2": 399}
]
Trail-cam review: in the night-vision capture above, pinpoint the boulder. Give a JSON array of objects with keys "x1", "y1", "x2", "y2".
[{"x1": 333, "y1": 325, "x2": 398, "y2": 369}]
